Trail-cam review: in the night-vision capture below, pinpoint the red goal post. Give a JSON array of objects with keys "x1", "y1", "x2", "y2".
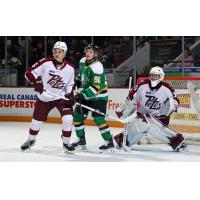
[{"x1": 137, "y1": 77, "x2": 200, "y2": 145}]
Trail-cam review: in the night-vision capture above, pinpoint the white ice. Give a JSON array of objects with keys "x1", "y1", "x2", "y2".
[{"x1": 0, "y1": 121, "x2": 200, "y2": 161}]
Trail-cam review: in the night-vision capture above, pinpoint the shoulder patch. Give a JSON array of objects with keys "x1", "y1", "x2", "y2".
[
  {"x1": 90, "y1": 61, "x2": 103, "y2": 74},
  {"x1": 80, "y1": 57, "x2": 86, "y2": 63}
]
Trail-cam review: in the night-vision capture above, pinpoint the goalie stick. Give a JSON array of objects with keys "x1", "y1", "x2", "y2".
[
  {"x1": 122, "y1": 77, "x2": 133, "y2": 151},
  {"x1": 43, "y1": 90, "x2": 137, "y2": 124}
]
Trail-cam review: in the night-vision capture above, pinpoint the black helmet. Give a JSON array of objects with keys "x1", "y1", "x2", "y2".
[{"x1": 84, "y1": 44, "x2": 99, "y2": 57}]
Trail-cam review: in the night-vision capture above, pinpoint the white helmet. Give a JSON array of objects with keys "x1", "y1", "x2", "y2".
[
  {"x1": 52, "y1": 41, "x2": 68, "y2": 56},
  {"x1": 149, "y1": 66, "x2": 165, "y2": 87}
]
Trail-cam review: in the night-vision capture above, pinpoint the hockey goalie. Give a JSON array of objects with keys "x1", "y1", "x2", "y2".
[{"x1": 114, "y1": 66, "x2": 188, "y2": 152}]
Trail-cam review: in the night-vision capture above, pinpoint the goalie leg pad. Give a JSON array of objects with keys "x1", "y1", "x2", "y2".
[
  {"x1": 147, "y1": 114, "x2": 185, "y2": 150},
  {"x1": 126, "y1": 118, "x2": 150, "y2": 146}
]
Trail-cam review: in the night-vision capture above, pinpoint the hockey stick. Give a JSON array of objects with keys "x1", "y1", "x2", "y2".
[
  {"x1": 187, "y1": 82, "x2": 200, "y2": 119},
  {"x1": 122, "y1": 77, "x2": 133, "y2": 151},
  {"x1": 43, "y1": 90, "x2": 136, "y2": 124}
]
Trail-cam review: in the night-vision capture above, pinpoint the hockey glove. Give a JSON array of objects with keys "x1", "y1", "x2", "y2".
[
  {"x1": 34, "y1": 79, "x2": 44, "y2": 94},
  {"x1": 65, "y1": 93, "x2": 75, "y2": 107},
  {"x1": 75, "y1": 92, "x2": 85, "y2": 104}
]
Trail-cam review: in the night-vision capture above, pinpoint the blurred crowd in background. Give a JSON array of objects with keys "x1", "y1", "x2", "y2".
[
  {"x1": 0, "y1": 36, "x2": 134, "y2": 69},
  {"x1": 0, "y1": 36, "x2": 199, "y2": 87}
]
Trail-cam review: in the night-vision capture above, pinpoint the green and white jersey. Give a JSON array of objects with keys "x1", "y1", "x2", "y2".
[{"x1": 77, "y1": 57, "x2": 108, "y2": 101}]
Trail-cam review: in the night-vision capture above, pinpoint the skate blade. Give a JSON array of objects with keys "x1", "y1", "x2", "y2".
[
  {"x1": 99, "y1": 148, "x2": 115, "y2": 154},
  {"x1": 21, "y1": 148, "x2": 32, "y2": 152},
  {"x1": 75, "y1": 145, "x2": 87, "y2": 151},
  {"x1": 114, "y1": 145, "x2": 130, "y2": 152},
  {"x1": 176, "y1": 147, "x2": 189, "y2": 153},
  {"x1": 122, "y1": 147, "x2": 130, "y2": 152},
  {"x1": 64, "y1": 150, "x2": 75, "y2": 155},
  {"x1": 20, "y1": 146, "x2": 34, "y2": 152}
]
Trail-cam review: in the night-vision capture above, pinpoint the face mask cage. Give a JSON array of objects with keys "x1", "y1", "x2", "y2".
[{"x1": 149, "y1": 73, "x2": 161, "y2": 81}]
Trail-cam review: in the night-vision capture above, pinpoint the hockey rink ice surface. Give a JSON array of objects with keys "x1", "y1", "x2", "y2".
[{"x1": 0, "y1": 121, "x2": 200, "y2": 162}]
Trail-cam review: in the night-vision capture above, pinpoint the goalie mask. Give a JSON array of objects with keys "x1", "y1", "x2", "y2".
[{"x1": 149, "y1": 66, "x2": 165, "y2": 87}]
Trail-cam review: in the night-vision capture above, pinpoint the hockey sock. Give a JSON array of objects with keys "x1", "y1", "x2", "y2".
[
  {"x1": 28, "y1": 119, "x2": 43, "y2": 140},
  {"x1": 94, "y1": 117, "x2": 112, "y2": 141},
  {"x1": 61, "y1": 115, "x2": 73, "y2": 144},
  {"x1": 28, "y1": 129, "x2": 38, "y2": 141},
  {"x1": 73, "y1": 111, "x2": 86, "y2": 138},
  {"x1": 62, "y1": 132, "x2": 71, "y2": 144},
  {"x1": 74, "y1": 122, "x2": 85, "y2": 137}
]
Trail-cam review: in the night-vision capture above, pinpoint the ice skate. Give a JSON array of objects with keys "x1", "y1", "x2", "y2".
[
  {"x1": 175, "y1": 142, "x2": 188, "y2": 152},
  {"x1": 63, "y1": 143, "x2": 75, "y2": 154},
  {"x1": 71, "y1": 136, "x2": 86, "y2": 150},
  {"x1": 113, "y1": 133, "x2": 123, "y2": 148},
  {"x1": 21, "y1": 140, "x2": 36, "y2": 151},
  {"x1": 99, "y1": 139, "x2": 114, "y2": 152},
  {"x1": 113, "y1": 133, "x2": 129, "y2": 148}
]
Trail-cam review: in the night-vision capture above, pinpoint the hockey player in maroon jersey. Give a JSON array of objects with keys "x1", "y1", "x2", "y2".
[
  {"x1": 21, "y1": 41, "x2": 76, "y2": 153},
  {"x1": 114, "y1": 66, "x2": 187, "y2": 152}
]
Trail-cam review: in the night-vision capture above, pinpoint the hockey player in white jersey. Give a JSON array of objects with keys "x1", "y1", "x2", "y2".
[
  {"x1": 114, "y1": 66, "x2": 187, "y2": 152},
  {"x1": 21, "y1": 41, "x2": 76, "y2": 153}
]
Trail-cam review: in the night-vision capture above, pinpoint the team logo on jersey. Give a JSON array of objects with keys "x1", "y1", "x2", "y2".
[
  {"x1": 145, "y1": 95, "x2": 162, "y2": 110},
  {"x1": 47, "y1": 73, "x2": 65, "y2": 89},
  {"x1": 94, "y1": 76, "x2": 100, "y2": 84}
]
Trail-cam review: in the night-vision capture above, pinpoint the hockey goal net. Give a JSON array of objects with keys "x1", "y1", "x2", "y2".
[{"x1": 137, "y1": 77, "x2": 200, "y2": 145}]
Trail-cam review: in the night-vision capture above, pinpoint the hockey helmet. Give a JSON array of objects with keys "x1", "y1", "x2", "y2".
[
  {"x1": 52, "y1": 41, "x2": 68, "y2": 56},
  {"x1": 149, "y1": 66, "x2": 165, "y2": 87},
  {"x1": 84, "y1": 44, "x2": 99, "y2": 57}
]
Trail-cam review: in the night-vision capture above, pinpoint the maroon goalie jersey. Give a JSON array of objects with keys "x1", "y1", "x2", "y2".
[{"x1": 25, "y1": 57, "x2": 75, "y2": 102}]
